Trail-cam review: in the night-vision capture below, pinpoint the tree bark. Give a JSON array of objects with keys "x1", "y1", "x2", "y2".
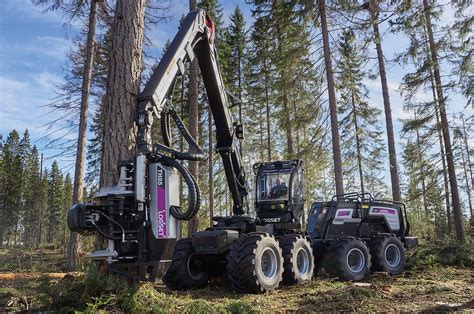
[
  {"x1": 459, "y1": 140, "x2": 473, "y2": 221},
  {"x1": 423, "y1": 0, "x2": 464, "y2": 241},
  {"x1": 264, "y1": 57, "x2": 272, "y2": 161},
  {"x1": 319, "y1": 0, "x2": 344, "y2": 195},
  {"x1": 66, "y1": 0, "x2": 98, "y2": 271},
  {"x1": 414, "y1": 111, "x2": 429, "y2": 217},
  {"x1": 460, "y1": 115, "x2": 473, "y2": 223},
  {"x1": 429, "y1": 62, "x2": 451, "y2": 234},
  {"x1": 36, "y1": 154, "x2": 43, "y2": 248},
  {"x1": 101, "y1": 0, "x2": 146, "y2": 187},
  {"x1": 352, "y1": 92, "x2": 364, "y2": 194},
  {"x1": 368, "y1": 2, "x2": 401, "y2": 201},
  {"x1": 187, "y1": 0, "x2": 199, "y2": 236}
]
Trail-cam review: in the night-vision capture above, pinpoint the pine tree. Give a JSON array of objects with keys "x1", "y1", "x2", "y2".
[
  {"x1": 102, "y1": 0, "x2": 146, "y2": 187},
  {"x1": 318, "y1": 0, "x2": 344, "y2": 194},
  {"x1": 22, "y1": 145, "x2": 41, "y2": 247},
  {"x1": 223, "y1": 6, "x2": 247, "y2": 132},
  {"x1": 449, "y1": 1, "x2": 473, "y2": 105},
  {"x1": 47, "y1": 161, "x2": 64, "y2": 246},
  {"x1": 336, "y1": 29, "x2": 386, "y2": 194},
  {"x1": 67, "y1": 0, "x2": 99, "y2": 270},
  {"x1": 422, "y1": 0, "x2": 464, "y2": 241},
  {"x1": 0, "y1": 130, "x2": 22, "y2": 246},
  {"x1": 247, "y1": 4, "x2": 275, "y2": 162},
  {"x1": 36, "y1": 167, "x2": 49, "y2": 248},
  {"x1": 402, "y1": 110, "x2": 446, "y2": 238},
  {"x1": 391, "y1": 0, "x2": 454, "y2": 235},
  {"x1": 62, "y1": 174, "x2": 73, "y2": 248},
  {"x1": 363, "y1": 1, "x2": 402, "y2": 202}
]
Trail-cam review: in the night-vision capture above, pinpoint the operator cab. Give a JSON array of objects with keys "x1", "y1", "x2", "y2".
[{"x1": 253, "y1": 160, "x2": 305, "y2": 225}]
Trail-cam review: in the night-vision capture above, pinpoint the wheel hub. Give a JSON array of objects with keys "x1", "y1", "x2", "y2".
[
  {"x1": 296, "y1": 247, "x2": 310, "y2": 275},
  {"x1": 261, "y1": 247, "x2": 278, "y2": 279},
  {"x1": 346, "y1": 248, "x2": 365, "y2": 273},
  {"x1": 187, "y1": 253, "x2": 204, "y2": 280},
  {"x1": 385, "y1": 243, "x2": 401, "y2": 268}
]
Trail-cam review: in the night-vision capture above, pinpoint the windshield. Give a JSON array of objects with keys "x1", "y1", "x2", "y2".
[{"x1": 257, "y1": 172, "x2": 291, "y2": 201}]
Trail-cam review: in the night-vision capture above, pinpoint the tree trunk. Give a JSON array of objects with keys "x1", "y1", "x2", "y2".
[
  {"x1": 459, "y1": 141, "x2": 473, "y2": 220},
  {"x1": 368, "y1": 2, "x2": 401, "y2": 201},
  {"x1": 282, "y1": 87, "x2": 294, "y2": 156},
  {"x1": 414, "y1": 111, "x2": 429, "y2": 217},
  {"x1": 101, "y1": 0, "x2": 146, "y2": 187},
  {"x1": 187, "y1": 0, "x2": 199, "y2": 236},
  {"x1": 66, "y1": 0, "x2": 98, "y2": 271},
  {"x1": 460, "y1": 115, "x2": 473, "y2": 224},
  {"x1": 274, "y1": 13, "x2": 294, "y2": 158},
  {"x1": 264, "y1": 57, "x2": 272, "y2": 161},
  {"x1": 36, "y1": 154, "x2": 43, "y2": 248},
  {"x1": 319, "y1": 0, "x2": 344, "y2": 195},
  {"x1": 352, "y1": 92, "x2": 364, "y2": 194},
  {"x1": 429, "y1": 64, "x2": 451, "y2": 234},
  {"x1": 423, "y1": 0, "x2": 464, "y2": 241}
]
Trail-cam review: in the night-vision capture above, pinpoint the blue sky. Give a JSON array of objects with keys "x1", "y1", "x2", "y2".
[{"x1": 0, "y1": 0, "x2": 471, "y2": 177}]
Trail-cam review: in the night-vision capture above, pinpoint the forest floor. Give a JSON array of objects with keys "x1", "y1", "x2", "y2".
[{"x1": 0, "y1": 242, "x2": 473, "y2": 313}]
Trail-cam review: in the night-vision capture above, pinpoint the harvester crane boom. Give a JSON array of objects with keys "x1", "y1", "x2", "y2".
[{"x1": 137, "y1": 10, "x2": 247, "y2": 215}]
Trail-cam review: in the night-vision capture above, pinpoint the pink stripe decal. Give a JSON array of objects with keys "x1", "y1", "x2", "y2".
[
  {"x1": 373, "y1": 208, "x2": 396, "y2": 215},
  {"x1": 337, "y1": 210, "x2": 351, "y2": 217},
  {"x1": 157, "y1": 187, "x2": 166, "y2": 238}
]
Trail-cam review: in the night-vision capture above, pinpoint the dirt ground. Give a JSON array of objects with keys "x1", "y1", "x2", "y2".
[{"x1": 0, "y1": 246, "x2": 473, "y2": 312}]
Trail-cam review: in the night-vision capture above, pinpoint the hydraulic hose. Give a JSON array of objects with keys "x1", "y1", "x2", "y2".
[
  {"x1": 157, "y1": 154, "x2": 201, "y2": 220},
  {"x1": 160, "y1": 111, "x2": 172, "y2": 147},
  {"x1": 156, "y1": 100, "x2": 205, "y2": 161},
  {"x1": 154, "y1": 99, "x2": 205, "y2": 220}
]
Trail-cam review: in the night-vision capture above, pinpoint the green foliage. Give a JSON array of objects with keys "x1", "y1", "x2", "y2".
[
  {"x1": 407, "y1": 240, "x2": 474, "y2": 269},
  {"x1": 184, "y1": 299, "x2": 226, "y2": 314},
  {"x1": 226, "y1": 300, "x2": 260, "y2": 314},
  {"x1": 335, "y1": 29, "x2": 386, "y2": 194},
  {"x1": 122, "y1": 283, "x2": 177, "y2": 313}
]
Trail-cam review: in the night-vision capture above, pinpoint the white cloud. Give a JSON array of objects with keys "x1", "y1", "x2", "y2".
[
  {"x1": 34, "y1": 71, "x2": 63, "y2": 90},
  {"x1": 3, "y1": 0, "x2": 83, "y2": 29},
  {"x1": 0, "y1": 76, "x2": 28, "y2": 92}
]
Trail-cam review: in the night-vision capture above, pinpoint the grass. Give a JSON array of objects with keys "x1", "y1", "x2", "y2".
[{"x1": 0, "y1": 242, "x2": 473, "y2": 312}]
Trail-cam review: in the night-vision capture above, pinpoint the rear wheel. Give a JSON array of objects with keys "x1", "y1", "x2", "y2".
[
  {"x1": 163, "y1": 239, "x2": 208, "y2": 290},
  {"x1": 281, "y1": 234, "x2": 314, "y2": 285},
  {"x1": 226, "y1": 233, "x2": 283, "y2": 293},
  {"x1": 324, "y1": 238, "x2": 371, "y2": 281},
  {"x1": 370, "y1": 235, "x2": 406, "y2": 275}
]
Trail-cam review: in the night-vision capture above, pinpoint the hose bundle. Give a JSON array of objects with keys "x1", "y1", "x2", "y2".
[{"x1": 155, "y1": 100, "x2": 205, "y2": 221}]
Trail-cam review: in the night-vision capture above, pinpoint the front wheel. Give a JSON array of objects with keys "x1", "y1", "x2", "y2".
[
  {"x1": 281, "y1": 234, "x2": 314, "y2": 285},
  {"x1": 163, "y1": 239, "x2": 208, "y2": 290},
  {"x1": 370, "y1": 235, "x2": 406, "y2": 275},
  {"x1": 324, "y1": 238, "x2": 371, "y2": 281},
  {"x1": 226, "y1": 233, "x2": 283, "y2": 293}
]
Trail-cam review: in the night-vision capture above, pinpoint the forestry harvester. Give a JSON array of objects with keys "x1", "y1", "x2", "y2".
[{"x1": 67, "y1": 10, "x2": 417, "y2": 293}]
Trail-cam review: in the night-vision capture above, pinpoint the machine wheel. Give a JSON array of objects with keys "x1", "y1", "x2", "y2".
[
  {"x1": 324, "y1": 238, "x2": 371, "y2": 281},
  {"x1": 162, "y1": 239, "x2": 208, "y2": 290},
  {"x1": 226, "y1": 233, "x2": 283, "y2": 293},
  {"x1": 280, "y1": 234, "x2": 314, "y2": 285},
  {"x1": 370, "y1": 235, "x2": 406, "y2": 275}
]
